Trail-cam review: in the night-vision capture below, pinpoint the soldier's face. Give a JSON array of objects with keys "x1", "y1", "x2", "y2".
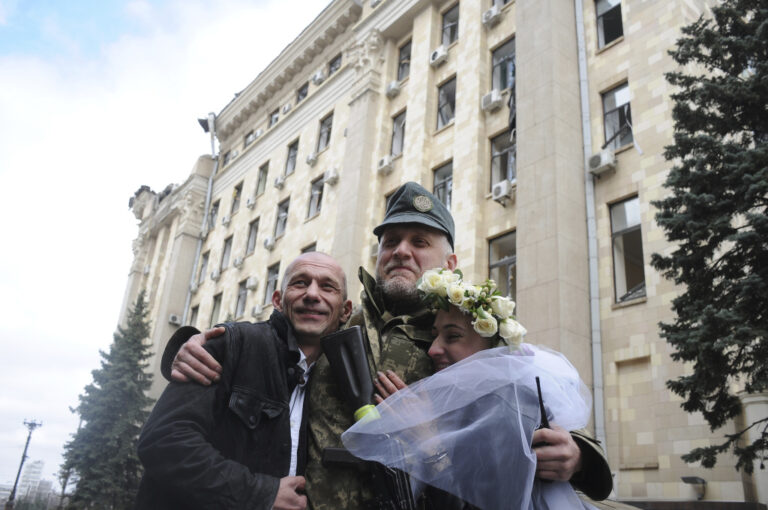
[{"x1": 273, "y1": 253, "x2": 352, "y2": 343}]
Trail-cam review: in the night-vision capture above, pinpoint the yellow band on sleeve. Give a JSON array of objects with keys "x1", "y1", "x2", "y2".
[{"x1": 354, "y1": 404, "x2": 380, "y2": 423}]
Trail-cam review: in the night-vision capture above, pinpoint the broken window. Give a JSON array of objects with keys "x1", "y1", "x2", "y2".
[
  {"x1": 433, "y1": 161, "x2": 453, "y2": 210},
  {"x1": 275, "y1": 199, "x2": 290, "y2": 238},
  {"x1": 317, "y1": 113, "x2": 333, "y2": 152},
  {"x1": 602, "y1": 82, "x2": 633, "y2": 150},
  {"x1": 489, "y1": 231, "x2": 516, "y2": 301},
  {"x1": 611, "y1": 196, "x2": 646, "y2": 302},
  {"x1": 596, "y1": 0, "x2": 623, "y2": 48},
  {"x1": 442, "y1": 4, "x2": 459, "y2": 46},
  {"x1": 246, "y1": 219, "x2": 259, "y2": 255},
  {"x1": 437, "y1": 77, "x2": 456, "y2": 129},
  {"x1": 398, "y1": 41, "x2": 411, "y2": 81},
  {"x1": 490, "y1": 130, "x2": 516, "y2": 189},
  {"x1": 307, "y1": 178, "x2": 324, "y2": 218},
  {"x1": 265, "y1": 263, "x2": 280, "y2": 305},
  {"x1": 391, "y1": 110, "x2": 406, "y2": 156},
  {"x1": 285, "y1": 140, "x2": 299, "y2": 176},
  {"x1": 492, "y1": 38, "x2": 515, "y2": 91}
]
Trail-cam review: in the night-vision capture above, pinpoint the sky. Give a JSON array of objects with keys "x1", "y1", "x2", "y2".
[{"x1": 0, "y1": 0, "x2": 327, "y2": 489}]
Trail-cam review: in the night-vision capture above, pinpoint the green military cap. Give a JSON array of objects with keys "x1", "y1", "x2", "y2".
[{"x1": 373, "y1": 181, "x2": 455, "y2": 249}]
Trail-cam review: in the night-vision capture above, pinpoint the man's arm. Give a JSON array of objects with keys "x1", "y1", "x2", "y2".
[{"x1": 160, "y1": 326, "x2": 224, "y2": 384}]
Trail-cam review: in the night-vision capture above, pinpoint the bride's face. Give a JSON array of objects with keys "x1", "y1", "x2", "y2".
[{"x1": 428, "y1": 306, "x2": 491, "y2": 371}]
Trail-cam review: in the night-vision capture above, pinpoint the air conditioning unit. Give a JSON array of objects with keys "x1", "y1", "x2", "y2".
[
  {"x1": 190, "y1": 282, "x2": 199, "y2": 293},
  {"x1": 492, "y1": 179, "x2": 515, "y2": 206},
  {"x1": 251, "y1": 304, "x2": 264, "y2": 318},
  {"x1": 143, "y1": 265, "x2": 150, "y2": 275},
  {"x1": 312, "y1": 70, "x2": 326, "y2": 85},
  {"x1": 282, "y1": 104, "x2": 292, "y2": 114},
  {"x1": 306, "y1": 152, "x2": 318, "y2": 167},
  {"x1": 210, "y1": 269, "x2": 221, "y2": 281},
  {"x1": 274, "y1": 176, "x2": 285, "y2": 189},
  {"x1": 221, "y1": 215, "x2": 231, "y2": 226},
  {"x1": 255, "y1": 128, "x2": 264, "y2": 138},
  {"x1": 246, "y1": 276, "x2": 259, "y2": 290},
  {"x1": 233, "y1": 256, "x2": 244, "y2": 269},
  {"x1": 168, "y1": 314, "x2": 182, "y2": 326},
  {"x1": 482, "y1": 4, "x2": 502, "y2": 28},
  {"x1": 264, "y1": 236, "x2": 275, "y2": 251},
  {"x1": 429, "y1": 45, "x2": 448, "y2": 67},
  {"x1": 324, "y1": 168, "x2": 340, "y2": 186},
  {"x1": 589, "y1": 148, "x2": 617, "y2": 177},
  {"x1": 385, "y1": 80, "x2": 401, "y2": 98},
  {"x1": 246, "y1": 197, "x2": 256, "y2": 209},
  {"x1": 481, "y1": 89, "x2": 503, "y2": 112},
  {"x1": 377, "y1": 155, "x2": 393, "y2": 175}
]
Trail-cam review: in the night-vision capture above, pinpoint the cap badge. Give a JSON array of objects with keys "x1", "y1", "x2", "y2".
[{"x1": 413, "y1": 195, "x2": 433, "y2": 212}]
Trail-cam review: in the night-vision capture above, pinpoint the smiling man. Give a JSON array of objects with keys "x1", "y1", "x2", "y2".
[{"x1": 136, "y1": 252, "x2": 351, "y2": 510}]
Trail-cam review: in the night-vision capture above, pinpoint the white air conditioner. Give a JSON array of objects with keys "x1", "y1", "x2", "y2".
[
  {"x1": 482, "y1": 4, "x2": 502, "y2": 28},
  {"x1": 589, "y1": 148, "x2": 617, "y2": 177},
  {"x1": 263, "y1": 236, "x2": 275, "y2": 251},
  {"x1": 233, "y1": 256, "x2": 244, "y2": 269},
  {"x1": 385, "y1": 80, "x2": 401, "y2": 98},
  {"x1": 324, "y1": 168, "x2": 339, "y2": 185},
  {"x1": 312, "y1": 70, "x2": 326, "y2": 85},
  {"x1": 377, "y1": 155, "x2": 393, "y2": 175},
  {"x1": 429, "y1": 45, "x2": 448, "y2": 67},
  {"x1": 306, "y1": 152, "x2": 318, "y2": 167},
  {"x1": 492, "y1": 179, "x2": 515, "y2": 205},
  {"x1": 251, "y1": 305, "x2": 264, "y2": 317},
  {"x1": 143, "y1": 265, "x2": 150, "y2": 275},
  {"x1": 246, "y1": 276, "x2": 259, "y2": 290},
  {"x1": 481, "y1": 89, "x2": 503, "y2": 112},
  {"x1": 246, "y1": 197, "x2": 256, "y2": 209},
  {"x1": 255, "y1": 128, "x2": 264, "y2": 138},
  {"x1": 282, "y1": 104, "x2": 292, "y2": 114},
  {"x1": 210, "y1": 268, "x2": 221, "y2": 281},
  {"x1": 221, "y1": 215, "x2": 231, "y2": 226},
  {"x1": 168, "y1": 314, "x2": 182, "y2": 326},
  {"x1": 274, "y1": 176, "x2": 285, "y2": 189}
]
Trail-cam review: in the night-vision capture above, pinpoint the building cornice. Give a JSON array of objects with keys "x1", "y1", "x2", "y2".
[{"x1": 216, "y1": 0, "x2": 362, "y2": 141}]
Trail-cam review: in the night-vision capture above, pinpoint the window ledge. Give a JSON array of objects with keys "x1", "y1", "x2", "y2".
[
  {"x1": 615, "y1": 142, "x2": 634, "y2": 155},
  {"x1": 434, "y1": 120, "x2": 455, "y2": 136},
  {"x1": 316, "y1": 145, "x2": 330, "y2": 157},
  {"x1": 398, "y1": 76, "x2": 409, "y2": 87},
  {"x1": 305, "y1": 212, "x2": 321, "y2": 223},
  {"x1": 391, "y1": 153, "x2": 404, "y2": 162},
  {"x1": 596, "y1": 36, "x2": 624, "y2": 55},
  {"x1": 611, "y1": 295, "x2": 647, "y2": 310}
]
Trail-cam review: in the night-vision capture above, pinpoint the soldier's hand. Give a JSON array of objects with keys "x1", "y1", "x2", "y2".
[
  {"x1": 170, "y1": 327, "x2": 224, "y2": 385},
  {"x1": 533, "y1": 424, "x2": 583, "y2": 481},
  {"x1": 374, "y1": 370, "x2": 408, "y2": 402},
  {"x1": 272, "y1": 476, "x2": 307, "y2": 510}
]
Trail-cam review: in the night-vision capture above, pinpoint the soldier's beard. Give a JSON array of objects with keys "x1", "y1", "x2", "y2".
[{"x1": 376, "y1": 275, "x2": 421, "y2": 315}]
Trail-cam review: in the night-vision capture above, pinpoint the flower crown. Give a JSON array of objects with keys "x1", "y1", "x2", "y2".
[{"x1": 416, "y1": 268, "x2": 527, "y2": 348}]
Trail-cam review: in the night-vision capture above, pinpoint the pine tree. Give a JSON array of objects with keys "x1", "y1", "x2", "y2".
[
  {"x1": 651, "y1": 0, "x2": 768, "y2": 472},
  {"x1": 61, "y1": 291, "x2": 154, "y2": 509}
]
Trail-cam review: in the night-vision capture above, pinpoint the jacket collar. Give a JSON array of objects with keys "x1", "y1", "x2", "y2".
[
  {"x1": 268, "y1": 309, "x2": 301, "y2": 363},
  {"x1": 358, "y1": 267, "x2": 434, "y2": 326}
]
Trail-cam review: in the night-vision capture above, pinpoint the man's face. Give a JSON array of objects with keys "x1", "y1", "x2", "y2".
[
  {"x1": 375, "y1": 225, "x2": 457, "y2": 302},
  {"x1": 273, "y1": 253, "x2": 352, "y2": 343}
]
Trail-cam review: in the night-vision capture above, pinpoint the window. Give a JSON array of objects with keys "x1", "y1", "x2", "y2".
[
  {"x1": 442, "y1": 4, "x2": 459, "y2": 46},
  {"x1": 492, "y1": 38, "x2": 515, "y2": 91},
  {"x1": 244, "y1": 130, "x2": 256, "y2": 147},
  {"x1": 236, "y1": 280, "x2": 248, "y2": 318},
  {"x1": 398, "y1": 41, "x2": 411, "y2": 81},
  {"x1": 275, "y1": 199, "x2": 290, "y2": 238},
  {"x1": 489, "y1": 231, "x2": 516, "y2": 301},
  {"x1": 437, "y1": 77, "x2": 456, "y2": 129},
  {"x1": 220, "y1": 236, "x2": 233, "y2": 270},
  {"x1": 208, "y1": 200, "x2": 220, "y2": 228},
  {"x1": 602, "y1": 82, "x2": 633, "y2": 150},
  {"x1": 494, "y1": 0, "x2": 512, "y2": 5},
  {"x1": 611, "y1": 197, "x2": 645, "y2": 302},
  {"x1": 265, "y1": 263, "x2": 280, "y2": 304},
  {"x1": 257, "y1": 162, "x2": 269, "y2": 195},
  {"x1": 189, "y1": 306, "x2": 199, "y2": 327},
  {"x1": 307, "y1": 178, "x2": 324, "y2": 218},
  {"x1": 391, "y1": 110, "x2": 406, "y2": 157},
  {"x1": 328, "y1": 53, "x2": 342, "y2": 76},
  {"x1": 210, "y1": 293, "x2": 222, "y2": 327},
  {"x1": 297, "y1": 82, "x2": 309, "y2": 103},
  {"x1": 246, "y1": 219, "x2": 259, "y2": 255},
  {"x1": 491, "y1": 130, "x2": 516, "y2": 188},
  {"x1": 222, "y1": 151, "x2": 232, "y2": 166},
  {"x1": 198, "y1": 252, "x2": 209, "y2": 284},
  {"x1": 285, "y1": 140, "x2": 299, "y2": 176},
  {"x1": 269, "y1": 108, "x2": 279, "y2": 127},
  {"x1": 317, "y1": 113, "x2": 333, "y2": 152},
  {"x1": 231, "y1": 182, "x2": 243, "y2": 214},
  {"x1": 302, "y1": 243, "x2": 317, "y2": 253},
  {"x1": 433, "y1": 161, "x2": 453, "y2": 210},
  {"x1": 596, "y1": 0, "x2": 623, "y2": 48}
]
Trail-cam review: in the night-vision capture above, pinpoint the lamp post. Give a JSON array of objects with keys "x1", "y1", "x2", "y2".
[{"x1": 5, "y1": 420, "x2": 42, "y2": 510}]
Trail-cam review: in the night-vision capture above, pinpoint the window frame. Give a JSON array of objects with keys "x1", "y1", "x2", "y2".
[
  {"x1": 442, "y1": 4, "x2": 460, "y2": 46},
  {"x1": 208, "y1": 200, "x2": 220, "y2": 229},
  {"x1": 489, "y1": 231, "x2": 517, "y2": 301},
  {"x1": 231, "y1": 182, "x2": 243, "y2": 214},
  {"x1": 490, "y1": 129, "x2": 516, "y2": 189},
  {"x1": 244, "y1": 130, "x2": 256, "y2": 147},
  {"x1": 210, "y1": 293, "x2": 222, "y2": 328},
  {"x1": 433, "y1": 161, "x2": 453, "y2": 210},
  {"x1": 275, "y1": 199, "x2": 290, "y2": 238},
  {"x1": 437, "y1": 76, "x2": 457, "y2": 130},
  {"x1": 285, "y1": 140, "x2": 299, "y2": 176},
  {"x1": 220, "y1": 236, "x2": 233, "y2": 271},
  {"x1": 198, "y1": 252, "x2": 209, "y2": 284},
  {"x1": 235, "y1": 279, "x2": 248, "y2": 318},
  {"x1": 602, "y1": 82, "x2": 633, "y2": 150},
  {"x1": 296, "y1": 82, "x2": 309, "y2": 103},
  {"x1": 596, "y1": 0, "x2": 623, "y2": 49},
  {"x1": 397, "y1": 40, "x2": 412, "y2": 81},
  {"x1": 328, "y1": 53, "x2": 342, "y2": 76},
  {"x1": 391, "y1": 110, "x2": 407, "y2": 157},
  {"x1": 610, "y1": 196, "x2": 646, "y2": 303},
  {"x1": 269, "y1": 108, "x2": 279, "y2": 128},
  {"x1": 317, "y1": 113, "x2": 334, "y2": 153},
  {"x1": 491, "y1": 38, "x2": 516, "y2": 91},
  {"x1": 265, "y1": 263, "x2": 280, "y2": 305},
  {"x1": 256, "y1": 163, "x2": 269, "y2": 195},
  {"x1": 246, "y1": 218, "x2": 259, "y2": 255},
  {"x1": 307, "y1": 178, "x2": 324, "y2": 219}
]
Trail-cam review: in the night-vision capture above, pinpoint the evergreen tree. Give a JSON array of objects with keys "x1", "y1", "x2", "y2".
[
  {"x1": 61, "y1": 291, "x2": 154, "y2": 509},
  {"x1": 651, "y1": 0, "x2": 768, "y2": 472}
]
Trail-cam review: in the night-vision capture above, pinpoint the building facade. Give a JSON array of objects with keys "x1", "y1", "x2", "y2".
[{"x1": 120, "y1": 0, "x2": 767, "y2": 506}]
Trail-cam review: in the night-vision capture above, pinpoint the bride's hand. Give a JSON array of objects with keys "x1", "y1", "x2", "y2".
[{"x1": 373, "y1": 370, "x2": 407, "y2": 403}]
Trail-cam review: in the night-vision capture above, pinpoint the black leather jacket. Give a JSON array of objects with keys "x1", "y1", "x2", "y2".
[{"x1": 136, "y1": 311, "x2": 309, "y2": 509}]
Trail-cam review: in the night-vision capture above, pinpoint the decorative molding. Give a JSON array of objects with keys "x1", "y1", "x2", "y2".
[{"x1": 347, "y1": 29, "x2": 385, "y2": 78}]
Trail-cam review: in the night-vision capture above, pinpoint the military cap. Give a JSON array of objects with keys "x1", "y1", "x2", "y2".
[{"x1": 373, "y1": 181, "x2": 455, "y2": 249}]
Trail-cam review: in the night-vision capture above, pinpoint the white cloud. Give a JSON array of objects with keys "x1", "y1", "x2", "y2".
[{"x1": 0, "y1": 0, "x2": 326, "y2": 486}]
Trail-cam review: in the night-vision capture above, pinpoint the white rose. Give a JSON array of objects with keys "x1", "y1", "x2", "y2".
[
  {"x1": 418, "y1": 269, "x2": 444, "y2": 294},
  {"x1": 491, "y1": 296, "x2": 516, "y2": 318},
  {"x1": 459, "y1": 297, "x2": 475, "y2": 313},
  {"x1": 446, "y1": 283, "x2": 465, "y2": 305},
  {"x1": 441, "y1": 270, "x2": 461, "y2": 285},
  {"x1": 499, "y1": 319, "x2": 527, "y2": 346},
  {"x1": 472, "y1": 310, "x2": 498, "y2": 338}
]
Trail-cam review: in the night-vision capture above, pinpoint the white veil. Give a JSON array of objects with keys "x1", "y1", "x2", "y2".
[{"x1": 341, "y1": 344, "x2": 597, "y2": 510}]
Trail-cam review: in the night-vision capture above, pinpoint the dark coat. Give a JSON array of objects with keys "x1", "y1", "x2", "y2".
[{"x1": 136, "y1": 311, "x2": 309, "y2": 509}]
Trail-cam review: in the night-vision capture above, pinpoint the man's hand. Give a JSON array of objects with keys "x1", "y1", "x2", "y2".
[
  {"x1": 532, "y1": 424, "x2": 583, "y2": 481},
  {"x1": 272, "y1": 476, "x2": 307, "y2": 510},
  {"x1": 170, "y1": 327, "x2": 225, "y2": 384},
  {"x1": 373, "y1": 370, "x2": 408, "y2": 403}
]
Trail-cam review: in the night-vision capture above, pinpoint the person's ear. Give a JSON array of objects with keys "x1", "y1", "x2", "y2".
[
  {"x1": 271, "y1": 290, "x2": 283, "y2": 311},
  {"x1": 340, "y1": 300, "x2": 353, "y2": 323},
  {"x1": 445, "y1": 253, "x2": 458, "y2": 270}
]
